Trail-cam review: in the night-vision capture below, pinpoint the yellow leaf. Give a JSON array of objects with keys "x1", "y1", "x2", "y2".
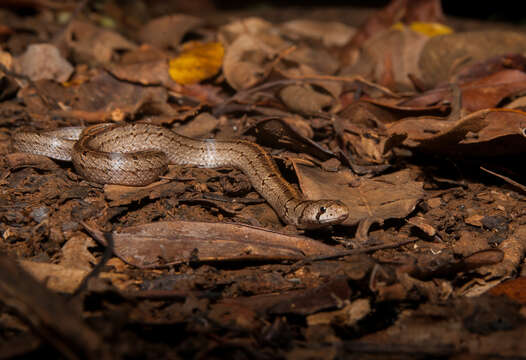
[
  {"x1": 409, "y1": 21, "x2": 453, "y2": 37},
  {"x1": 392, "y1": 21, "x2": 453, "y2": 37},
  {"x1": 169, "y1": 42, "x2": 224, "y2": 85},
  {"x1": 392, "y1": 22, "x2": 405, "y2": 31}
]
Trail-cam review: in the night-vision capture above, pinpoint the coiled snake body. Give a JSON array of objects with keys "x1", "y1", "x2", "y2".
[{"x1": 13, "y1": 123, "x2": 349, "y2": 228}]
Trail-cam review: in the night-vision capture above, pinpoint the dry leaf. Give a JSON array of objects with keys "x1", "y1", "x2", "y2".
[
  {"x1": 222, "y1": 34, "x2": 282, "y2": 90},
  {"x1": 407, "y1": 21, "x2": 453, "y2": 37},
  {"x1": 218, "y1": 17, "x2": 274, "y2": 45},
  {"x1": 418, "y1": 30, "x2": 526, "y2": 88},
  {"x1": 15, "y1": 43, "x2": 73, "y2": 82},
  {"x1": 295, "y1": 165, "x2": 424, "y2": 226},
  {"x1": 138, "y1": 14, "x2": 203, "y2": 49},
  {"x1": 65, "y1": 20, "x2": 137, "y2": 64},
  {"x1": 176, "y1": 112, "x2": 219, "y2": 138},
  {"x1": 84, "y1": 221, "x2": 342, "y2": 267},
  {"x1": 279, "y1": 85, "x2": 334, "y2": 115},
  {"x1": 18, "y1": 260, "x2": 88, "y2": 293},
  {"x1": 281, "y1": 20, "x2": 355, "y2": 47},
  {"x1": 60, "y1": 233, "x2": 97, "y2": 271},
  {"x1": 387, "y1": 108, "x2": 526, "y2": 156},
  {"x1": 307, "y1": 298, "x2": 371, "y2": 326},
  {"x1": 341, "y1": 27, "x2": 429, "y2": 91},
  {"x1": 169, "y1": 42, "x2": 224, "y2": 85}
]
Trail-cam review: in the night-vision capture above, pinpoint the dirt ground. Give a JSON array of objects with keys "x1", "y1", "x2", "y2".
[{"x1": 1, "y1": 1, "x2": 526, "y2": 359}]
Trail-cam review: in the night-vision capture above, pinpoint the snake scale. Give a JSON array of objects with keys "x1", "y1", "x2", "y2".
[{"x1": 12, "y1": 123, "x2": 349, "y2": 228}]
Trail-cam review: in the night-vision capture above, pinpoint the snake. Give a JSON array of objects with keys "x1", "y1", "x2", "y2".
[{"x1": 12, "y1": 123, "x2": 349, "y2": 228}]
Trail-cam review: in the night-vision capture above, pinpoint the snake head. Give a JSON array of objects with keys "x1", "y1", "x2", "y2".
[{"x1": 296, "y1": 200, "x2": 349, "y2": 229}]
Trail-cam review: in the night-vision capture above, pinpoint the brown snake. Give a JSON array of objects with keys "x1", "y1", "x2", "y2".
[{"x1": 12, "y1": 123, "x2": 349, "y2": 228}]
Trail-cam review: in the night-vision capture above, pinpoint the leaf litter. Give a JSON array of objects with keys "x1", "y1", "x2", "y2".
[{"x1": 0, "y1": 1, "x2": 525, "y2": 359}]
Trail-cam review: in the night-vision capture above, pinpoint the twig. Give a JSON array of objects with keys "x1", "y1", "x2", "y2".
[
  {"x1": 287, "y1": 238, "x2": 417, "y2": 273},
  {"x1": 213, "y1": 75, "x2": 398, "y2": 117},
  {"x1": 0, "y1": 255, "x2": 109, "y2": 360},
  {"x1": 69, "y1": 230, "x2": 114, "y2": 298},
  {"x1": 480, "y1": 166, "x2": 526, "y2": 194}
]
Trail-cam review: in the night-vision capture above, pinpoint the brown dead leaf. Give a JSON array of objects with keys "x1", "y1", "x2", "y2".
[
  {"x1": 283, "y1": 46, "x2": 340, "y2": 76},
  {"x1": 20, "y1": 71, "x2": 171, "y2": 123},
  {"x1": 218, "y1": 17, "x2": 274, "y2": 45},
  {"x1": 138, "y1": 14, "x2": 204, "y2": 49},
  {"x1": 295, "y1": 165, "x2": 424, "y2": 226},
  {"x1": 279, "y1": 84, "x2": 334, "y2": 115},
  {"x1": 341, "y1": 0, "x2": 444, "y2": 65},
  {"x1": 64, "y1": 20, "x2": 137, "y2": 64},
  {"x1": 489, "y1": 277, "x2": 526, "y2": 304},
  {"x1": 407, "y1": 215, "x2": 436, "y2": 237},
  {"x1": 176, "y1": 112, "x2": 219, "y2": 138},
  {"x1": 6, "y1": 153, "x2": 60, "y2": 172},
  {"x1": 335, "y1": 101, "x2": 395, "y2": 164},
  {"x1": 222, "y1": 34, "x2": 282, "y2": 90},
  {"x1": 455, "y1": 70, "x2": 526, "y2": 113},
  {"x1": 387, "y1": 108, "x2": 526, "y2": 156},
  {"x1": 18, "y1": 260, "x2": 129, "y2": 293},
  {"x1": 269, "y1": 276, "x2": 351, "y2": 316},
  {"x1": 15, "y1": 44, "x2": 73, "y2": 83},
  {"x1": 307, "y1": 298, "x2": 370, "y2": 326},
  {"x1": 108, "y1": 59, "x2": 176, "y2": 89},
  {"x1": 104, "y1": 171, "x2": 185, "y2": 207},
  {"x1": 465, "y1": 214, "x2": 484, "y2": 227},
  {"x1": 59, "y1": 233, "x2": 97, "y2": 271},
  {"x1": 281, "y1": 20, "x2": 355, "y2": 47},
  {"x1": 455, "y1": 53, "x2": 526, "y2": 83},
  {"x1": 18, "y1": 260, "x2": 88, "y2": 293},
  {"x1": 341, "y1": 27, "x2": 429, "y2": 91},
  {"x1": 83, "y1": 220, "x2": 342, "y2": 267},
  {"x1": 400, "y1": 69, "x2": 526, "y2": 113},
  {"x1": 418, "y1": 30, "x2": 526, "y2": 88}
]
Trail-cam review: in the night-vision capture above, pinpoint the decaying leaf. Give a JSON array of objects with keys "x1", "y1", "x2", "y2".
[
  {"x1": 15, "y1": 43, "x2": 73, "y2": 83},
  {"x1": 295, "y1": 165, "x2": 425, "y2": 226},
  {"x1": 281, "y1": 19, "x2": 355, "y2": 47},
  {"x1": 19, "y1": 260, "x2": 88, "y2": 293},
  {"x1": 387, "y1": 108, "x2": 526, "y2": 156},
  {"x1": 279, "y1": 84, "x2": 334, "y2": 115},
  {"x1": 341, "y1": 27, "x2": 429, "y2": 91},
  {"x1": 138, "y1": 14, "x2": 203, "y2": 49},
  {"x1": 83, "y1": 221, "x2": 342, "y2": 267},
  {"x1": 222, "y1": 34, "x2": 282, "y2": 90},
  {"x1": 419, "y1": 30, "x2": 526, "y2": 88},
  {"x1": 19, "y1": 71, "x2": 171, "y2": 122},
  {"x1": 218, "y1": 17, "x2": 274, "y2": 45},
  {"x1": 59, "y1": 233, "x2": 96, "y2": 271},
  {"x1": 64, "y1": 20, "x2": 137, "y2": 63}
]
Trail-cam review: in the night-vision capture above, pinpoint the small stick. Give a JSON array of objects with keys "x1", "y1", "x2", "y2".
[{"x1": 480, "y1": 166, "x2": 526, "y2": 194}]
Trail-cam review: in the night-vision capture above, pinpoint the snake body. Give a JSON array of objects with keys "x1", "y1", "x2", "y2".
[{"x1": 12, "y1": 123, "x2": 349, "y2": 228}]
